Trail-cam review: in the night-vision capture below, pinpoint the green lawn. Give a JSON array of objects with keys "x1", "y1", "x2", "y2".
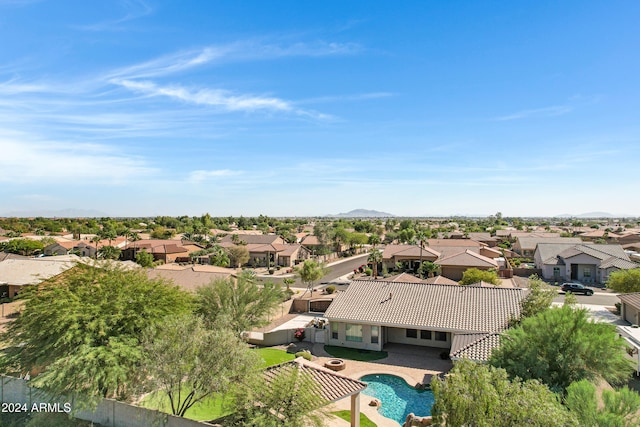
[
  {"x1": 140, "y1": 388, "x2": 232, "y2": 422},
  {"x1": 332, "y1": 410, "x2": 377, "y2": 427},
  {"x1": 255, "y1": 347, "x2": 295, "y2": 367},
  {"x1": 140, "y1": 348, "x2": 294, "y2": 421},
  {"x1": 324, "y1": 345, "x2": 388, "y2": 362}
]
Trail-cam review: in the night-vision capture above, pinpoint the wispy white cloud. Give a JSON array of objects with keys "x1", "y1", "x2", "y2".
[
  {"x1": 188, "y1": 169, "x2": 243, "y2": 183},
  {"x1": 105, "y1": 48, "x2": 226, "y2": 80},
  {"x1": 494, "y1": 105, "x2": 573, "y2": 121},
  {"x1": 111, "y1": 79, "x2": 331, "y2": 118},
  {"x1": 0, "y1": 131, "x2": 156, "y2": 183},
  {"x1": 105, "y1": 40, "x2": 360, "y2": 80},
  {"x1": 112, "y1": 79, "x2": 291, "y2": 111},
  {"x1": 73, "y1": 0, "x2": 153, "y2": 31},
  {"x1": 297, "y1": 92, "x2": 393, "y2": 105}
]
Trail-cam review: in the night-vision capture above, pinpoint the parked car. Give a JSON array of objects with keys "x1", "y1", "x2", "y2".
[{"x1": 561, "y1": 283, "x2": 594, "y2": 296}]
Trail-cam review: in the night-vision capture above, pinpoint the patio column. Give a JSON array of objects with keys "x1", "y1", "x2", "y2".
[{"x1": 350, "y1": 392, "x2": 360, "y2": 427}]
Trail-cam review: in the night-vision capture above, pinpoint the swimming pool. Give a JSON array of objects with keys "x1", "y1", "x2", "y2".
[{"x1": 360, "y1": 374, "x2": 434, "y2": 424}]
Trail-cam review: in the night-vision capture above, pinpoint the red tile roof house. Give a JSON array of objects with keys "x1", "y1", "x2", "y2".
[
  {"x1": 381, "y1": 244, "x2": 440, "y2": 272},
  {"x1": 435, "y1": 250, "x2": 500, "y2": 281},
  {"x1": 324, "y1": 280, "x2": 525, "y2": 360},
  {"x1": 121, "y1": 239, "x2": 204, "y2": 264},
  {"x1": 219, "y1": 234, "x2": 311, "y2": 268}
]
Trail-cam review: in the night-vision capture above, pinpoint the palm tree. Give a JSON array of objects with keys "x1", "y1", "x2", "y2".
[
  {"x1": 368, "y1": 248, "x2": 383, "y2": 279},
  {"x1": 419, "y1": 261, "x2": 440, "y2": 279},
  {"x1": 416, "y1": 228, "x2": 430, "y2": 272},
  {"x1": 90, "y1": 235, "x2": 101, "y2": 259}
]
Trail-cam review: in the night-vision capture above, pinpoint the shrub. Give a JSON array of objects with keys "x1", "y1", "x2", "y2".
[
  {"x1": 295, "y1": 350, "x2": 312, "y2": 361},
  {"x1": 294, "y1": 328, "x2": 305, "y2": 342},
  {"x1": 325, "y1": 285, "x2": 336, "y2": 294},
  {"x1": 364, "y1": 267, "x2": 373, "y2": 276},
  {"x1": 283, "y1": 288, "x2": 295, "y2": 301}
]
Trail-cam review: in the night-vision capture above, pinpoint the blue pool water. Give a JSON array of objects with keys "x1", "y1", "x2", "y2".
[{"x1": 360, "y1": 374, "x2": 434, "y2": 424}]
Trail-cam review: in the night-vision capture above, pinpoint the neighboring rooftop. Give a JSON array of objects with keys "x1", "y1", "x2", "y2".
[
  {"x1": 263, "y1": 357, "x2": 367, "y2": 403},
  {"x1": 450, "y1": 332, "x2": 501, "y2": 362},
  {"x1": 325, "y1": 280, "x2": 525, "y2": 333}
]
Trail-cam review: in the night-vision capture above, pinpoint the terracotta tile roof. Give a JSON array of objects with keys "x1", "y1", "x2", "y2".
[
  {"x1": 301, "y1": 235, "x2": 321, "y2": 246},
  {"x1": 427, "y1": 239, "x2": 485, "y2": 248},
  {"x1": 382, "y1": 244, "x2": 440, "y2": 259},
  {"x1": 378, "y1": 272, "x2": 425, "y2": 283},
  {"x1": 273, "y1": 244, "x2": 304, "y2": 256},
  {"x1": 450, "y1": 333, "x2": 501, "y2": 361},
  {"x1": 220, "y1": 234, "x2": 283, "y2": 245},
  {"x1": 146, "y1": 266, "x2": 234, "y2": 292},
  {"x1": 325, "y1": 280, "x2": 525, "y2": 333},
  {"x1": 247, "y1": 243, "x2": 284, "y2": 253},
  {"x1": 436, "y1": 250, "x2": 498, "y2": 268},
  {"x1": 423, "y1": 275, "x2": 460, "y2": 285},
  {"x1": 263, "y1": 357, "x2": 366, "y2": 403}
]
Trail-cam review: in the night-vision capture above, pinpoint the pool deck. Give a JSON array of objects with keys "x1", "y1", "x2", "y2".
[{"x1": 313, "y1": 343, "x2": 452, "y2": 427}]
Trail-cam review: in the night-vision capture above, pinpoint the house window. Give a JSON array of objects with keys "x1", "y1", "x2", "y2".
[
  {"x1": 371, "y1": 326, "x2": 379, "y2": 344},
  {"x1": 331, "y1": 322, "x2": 338, "y2": 340},
  {"x1": 420, "y1": 330, "x2": 432, "y2": 340},
  {"x1": 553, "y1": 267, "x2": 560, "y2": 276},
  {"x1": 435, "y1": 331, "x2": 447, "y2": 342},
  {"x1": 345, "y1": 324, "x2": 363, "y2": 342},
  {"x1": 583, "y1": 269, "x2": 591, "y2": 278},
  {"x1": 406, "y1": 329, "x2": 418, "y2": 339}
]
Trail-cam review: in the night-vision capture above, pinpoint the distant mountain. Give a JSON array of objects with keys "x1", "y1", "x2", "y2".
[
  {"x1": 2, "y1": 208, "x2": 108, "y2": 218},
  {"x1": 553, "y1": 212, "x2": 635, "y2": 218},
  {"x1": 331, "y1": 209, "x2": 395, "y2": 218}
]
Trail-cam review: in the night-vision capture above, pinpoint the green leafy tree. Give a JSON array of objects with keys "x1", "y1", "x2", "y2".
[
  {"x1": 0, "y1": 263, "x2": 193, "y2": 406},
  {"x1": 418, "y1": 261, "x2": 440, "y2": 279},
  {"x1": 141, "y1": 314, "x2": 260, "y2": 417},
  {"x1": 135, "y1": 249, "x2": 155, "y2": 267},
  {"x1": 606, "y1": 269, "x2": 640, "y2": 293},
  {"x1": 196, "y1": 271, "x2": 284, "y2": 334},
  {"x1": 459, "y1": 268, "x2": 501, "y2": 286},
  {"x1": 431, "y1": 359, "x2": 577, "y2": 427},
  {"x1": 98, "y1": 245, "x2": 121, "y2": 260},
  {"x1": 0, "y1": 238, "x2": 45, "y2": 256},
  {"x1": 516, "y1": 274, "x2": 556, "y2": 322},
  {"x1": 231, "y1": 362, "x2": 328, "y2": 427},
  {"x1": 227, "y1": 245, "x2": 250, "y2": 268},
  {"x1": 295, "y1": 259, "x2": 327, "y2": 297},
  {"x1": 565, "y1": 379, "x2": 640, "y2": 427},
  {"x1": 490, "y1": 304, "x2": 635, "y2": 392}
]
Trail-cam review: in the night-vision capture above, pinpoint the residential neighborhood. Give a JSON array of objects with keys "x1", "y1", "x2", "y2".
[
  {"x1": 1, "y1": 214, "x2": 640, "y2": 426},
  {"x1": 2, "y1": 1, "x2": 640, "y2": 426}
]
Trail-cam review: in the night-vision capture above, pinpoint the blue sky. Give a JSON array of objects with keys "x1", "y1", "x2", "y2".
[{"x1": 1, "y1": 1, "x2": 638, "y2": 217}]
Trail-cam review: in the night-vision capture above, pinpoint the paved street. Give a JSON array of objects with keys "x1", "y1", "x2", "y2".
[
  {"x1": 266, "y1": 253, "x2": 369, "y2": 289},
  {"x1": 553, "y1": 289, "x2": 620, "y2": 306}
]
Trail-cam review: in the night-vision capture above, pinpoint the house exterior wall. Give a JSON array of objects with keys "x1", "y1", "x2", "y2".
[
  {"x1": 326, "y1": 322, "x2": 451, "y2": 351},
  {"x1": 540, "y1": 264, "x2": 566, "y2": 281},
  {"x1": 327, "y1": 321, "x2": 383, "y2": 351},
  {"x1": 623, "y1": 302, "x2": 640, "y2": 325},
  {"x1": 563, "y1": 254, "x2": 601, "y2": 283},
  {"x1": 386, "y1": 327, "x2": 450, "y2": 349},
  {"x1": 439, "y1": 265, "x2": 493, "y2": 281}
]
